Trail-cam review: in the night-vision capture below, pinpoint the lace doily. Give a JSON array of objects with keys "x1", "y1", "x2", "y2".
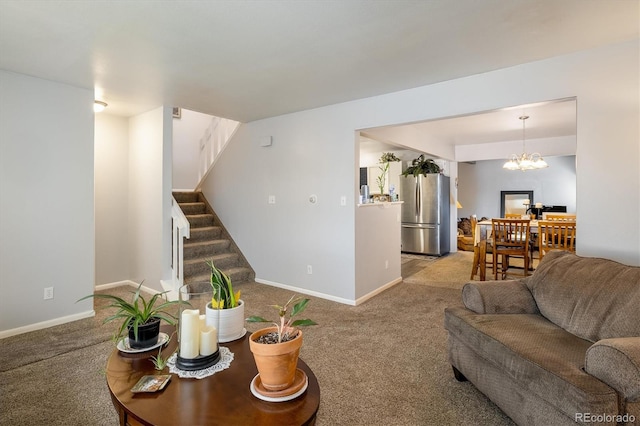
[{"x1": 167, "y1": 346, "x2": 234, "y2": 379}]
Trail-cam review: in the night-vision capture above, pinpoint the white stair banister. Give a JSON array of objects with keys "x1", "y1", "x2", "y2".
[{"x1": 166, "y1": 196, "x2": 190, "y2": 299}]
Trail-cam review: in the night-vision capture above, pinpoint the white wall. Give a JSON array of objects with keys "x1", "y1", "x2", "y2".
[
  {"x1": 200, "y1": 112, "x2": 358, "y2": 303},
  {"x1": 128, "y1": 107, "x2": 173, "y2": 290},
  {"x1": 0, "y1": 71, "x2": 95, "y2": 335},
  {"x1": 172, "y1": 109, "x2": 213, "y2": 190},
  {"x1": 355, "y1": 203, "x2": 402, "y2": 301},
  {"x1": 95, "y1": 114, "x2": 130, "y2": 285},
  {"x1": 458, "y1": 156, "x2": 577, "y2": 219},
  {"x1": 202, "y1": 39, "x2": 639, "y2": 305}
]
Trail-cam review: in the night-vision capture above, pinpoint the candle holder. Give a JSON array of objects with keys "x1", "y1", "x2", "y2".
[{"x1": 176, "y1": 283, "x2": 221, "y2": 371}]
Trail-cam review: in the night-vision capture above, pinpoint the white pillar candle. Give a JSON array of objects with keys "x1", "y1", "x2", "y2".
[
  {"x1": 199, "y1": 326, "x2": 218, "y2": 356},
  {"x1": 179, "y1": 309, "x2": 200, "y2": 359},
  {"x1": 535, "y1": 202, "x2": 543, "y2": 208}
]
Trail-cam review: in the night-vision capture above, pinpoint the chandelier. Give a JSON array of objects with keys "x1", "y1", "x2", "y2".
[{"x1": 503, "y1": 115, "x2": 548, "y2": 171}]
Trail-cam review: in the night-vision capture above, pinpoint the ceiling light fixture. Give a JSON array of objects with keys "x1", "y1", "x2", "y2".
[
  {"x1": 94, "y1": 100, "x2": 108, "y2": 113},
  {"x1": 503, "y1": 115, "x2": 548, "y2": 171}
]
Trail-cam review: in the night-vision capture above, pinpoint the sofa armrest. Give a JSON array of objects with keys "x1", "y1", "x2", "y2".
[
  {"x1": 462, "y1": 280, "x2": 539, "y2": 314},
  {"x1": 585, "y1": 337, "x2": 640, "y2": 401}
]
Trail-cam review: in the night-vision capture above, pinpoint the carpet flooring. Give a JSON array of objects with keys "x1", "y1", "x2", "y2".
[{"x1": 0, "y1": 252, "x2": 515, "y2": 426}]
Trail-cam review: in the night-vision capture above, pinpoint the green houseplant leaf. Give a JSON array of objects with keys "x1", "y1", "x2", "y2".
[
  {"x1": 246, "y1": 295, "x2": 317, "y2": 343},
  {"x1": 77, "y1": 281, "x2": 187, "y2": 343},
  {"x1": 207, "y1": 259, "x2": 240, "y2": 309}
]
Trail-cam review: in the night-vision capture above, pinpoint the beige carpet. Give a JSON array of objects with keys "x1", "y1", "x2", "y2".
[{"x1": 0, "y1": 255, "x2": 515, "y2": 426}]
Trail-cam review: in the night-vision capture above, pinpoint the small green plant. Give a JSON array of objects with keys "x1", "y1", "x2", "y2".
[
  {"x1": 77, "y1": 281, "x2": 186, "y2": 342},
  {"x1": 150, "y1": 331, "x2": 177, "y2": 370},
  {"x1": 206, "y1": 260, "x2": 240, "y2": 309},
  {"x1": 150, "y1": 346, "x2": 172, "y2": 370},
  {"x1": 246, "y1": 295, "x2": 317, "y2": 343},
  {"x1": 377, "y1": 161, "x2": 390, "y2": 195},
  {"x1": 380, "y1": 152, "x2": 401, "y2": 163},
  {"x1": 402, "y1": 154, "x2": 442, "y2": 177},
  {"x1": 377, "y1": 152, "x2": 401, "y2": 195}
]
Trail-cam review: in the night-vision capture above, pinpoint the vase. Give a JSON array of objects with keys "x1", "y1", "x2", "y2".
[
  {"x1": 249, "y1": 327, "x2": 302, "y2": 391},
  {"x1": 176, "y1": 284, "x2": 221, "y2": 370},
  {"x1": 205, "y1": 299, "x2": 245, "y2": 343},
  {"x1": 128, "y1": 318, "x2": 161, "y2": 349}
]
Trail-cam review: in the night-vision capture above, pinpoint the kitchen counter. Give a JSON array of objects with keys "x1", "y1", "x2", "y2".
[{"x1": 357, "y1": 201, "x2": 403, "y2": 208}]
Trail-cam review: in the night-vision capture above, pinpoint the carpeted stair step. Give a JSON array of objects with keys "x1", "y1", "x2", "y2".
[
  {"x1": 186, "y1": 214, "x2": 216, "y2": 228},
  {"x1": 188, "y1": 226, "x2": 223, "y2": 242},
  {"x1": 184, "y1": 239, "x2": 231, "y2": 259},
  {"x1": 184, "y1": 252, "x2": 240, "y2": 277},
  {"x1": 179, "y1": 202, "x2": 206, "y2": 215},
  {"x1": 185, "y1": 266, "x2": 254, "y2": 286},
  {"x1": 173, "y1": 192, "x2": 200, "y2": 203},
  {"x1": 172, "y1": 190, "x2": 254, "y2": 287}
]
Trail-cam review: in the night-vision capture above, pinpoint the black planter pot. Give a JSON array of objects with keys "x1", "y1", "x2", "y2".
[{"x1": 128, "y1": 318, "x2": 161, "y2": 349}]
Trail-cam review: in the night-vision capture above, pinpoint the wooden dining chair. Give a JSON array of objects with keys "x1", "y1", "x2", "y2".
[
  {"x1": 538, "y1": 220, "x2": 577, "y2": 260},
  {"x1": 504, "y1": 213, "x2": 535, "y2": 265},
  {"x1": 545, "y1": 213, "x2": 577, "y2": 221},
  {"x1": 491, "y1": 218, "x2": 531, "y2": 280}
]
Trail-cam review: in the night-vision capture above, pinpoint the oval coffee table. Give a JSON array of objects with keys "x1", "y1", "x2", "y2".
[{"x1": 106, "y1": 325, "x2": 320, "y2": 425}]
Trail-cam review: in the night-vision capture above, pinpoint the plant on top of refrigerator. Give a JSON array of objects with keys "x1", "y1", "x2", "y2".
[{"x1": 402, "y1": 154, "x2": 441, "y2": 177}]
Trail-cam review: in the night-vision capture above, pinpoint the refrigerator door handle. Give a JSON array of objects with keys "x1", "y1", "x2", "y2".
[
  {"x1": 416, "y1": 179, "x2": 422, "y2": 218},
  {"x1": 402, "y1": 223, "x2": 436, "y2": 229}
]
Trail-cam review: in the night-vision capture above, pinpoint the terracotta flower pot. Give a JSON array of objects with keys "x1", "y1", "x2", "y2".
[{"x1": 249, "y1": 327, "x2": 303, "y2": 391}]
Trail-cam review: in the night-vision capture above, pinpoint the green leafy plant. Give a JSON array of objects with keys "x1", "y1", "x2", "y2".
[
  {"x1": 246, "y1": 295, "x2": 317, "y2": 343},
  {"x1": 377, "y1": 161, "x2": 390, "y2": 195},
  {"x1": 150, "y1": 331, "x2": 177, "y2": 370},
  {"x1": 402, "y1": 154, "x2": 442, "y2": 176},
  {"x1": 206, "y1": 259, "x2": 240, "y2": 309},
  {"x1": 376, "y1": 152, "x2": 401, "y2": 195},
  {"x1": 77, "y1": 281, "x2": 186, "y2": 342},
  {"x1": 380, "y1": 152, "x2": 401, "y2": 163}
]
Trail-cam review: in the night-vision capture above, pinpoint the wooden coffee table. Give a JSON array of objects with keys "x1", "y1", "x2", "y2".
[{"x1": 106, "y1": 325, "x2": 320, "y2": 425}]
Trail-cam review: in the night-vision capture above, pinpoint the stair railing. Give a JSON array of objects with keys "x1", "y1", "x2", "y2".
[
  {"x1": 195, "y1": 116, "x2": 240, "y2": 190},
  {"x1": 169, "y1": 196, "x2": 190, "y2": 297}
]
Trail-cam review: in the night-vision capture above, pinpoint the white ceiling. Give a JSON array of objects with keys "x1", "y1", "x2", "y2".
[
  {"x1": 360, "y1": 97, "x2": 578, "y2": 155},
  {"x1": 1, "y1": 0, "x2": 637, "y2": 125}
]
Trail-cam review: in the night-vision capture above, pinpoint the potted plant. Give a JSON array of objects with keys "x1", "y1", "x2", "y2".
[
  {"x1": 402, "y1": 154, "x2": 442, "y2": 176},
  {"x1": 246, "y1": 295, "x2": 317, "y2": 392},
  {"x1": 77, "y1": 281, "x2": 185, "y2": 349},
  {"x1": 204, "y1": 259, "x2": 245, "y2": 342},
  {"x1": 376, "y1": 152, "x2": 401, "y2": 200}
]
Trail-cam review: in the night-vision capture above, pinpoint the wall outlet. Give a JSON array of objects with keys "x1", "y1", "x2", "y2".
[
  {"x1": 44, "y1": 287, "x2": 54, "y2": 300},
  {"x1": 340, "y1": 196, "x2": 347, "y2": 206},
  {"x1": 268, "y1": 195, "x2": 276, "y2": 204},
  {"x1": 307, "y1": 265, "x2": 313, "y2": 274}
]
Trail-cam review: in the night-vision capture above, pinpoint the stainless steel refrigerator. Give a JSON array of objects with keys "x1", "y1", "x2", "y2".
[{"x1": 400, "y1": 174, "x2": 450, "y2": 256}]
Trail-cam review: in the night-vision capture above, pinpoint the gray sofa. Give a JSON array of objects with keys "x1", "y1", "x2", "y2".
[{"x1": 444, "y1": 250, "x2": 640, "y2": 425}]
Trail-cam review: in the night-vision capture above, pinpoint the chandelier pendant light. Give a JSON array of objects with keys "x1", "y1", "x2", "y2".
[{"x1": 503, "y1": 115, "x2": 548, "y2": 171}]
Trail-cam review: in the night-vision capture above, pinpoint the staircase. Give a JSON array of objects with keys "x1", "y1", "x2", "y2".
[{"x1": 172, "y1": 191, "x2": 254, "y2": 286}]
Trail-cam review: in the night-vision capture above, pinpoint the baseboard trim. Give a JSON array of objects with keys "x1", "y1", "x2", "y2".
[
  {"x1": 254, "y1": 276, "x2": 403, "y2": 306},
  {"x1": 254, "y1": 278, "x2": 357, "y2": 306},
  {"x1": 95, "y1": 280, "x2": 137, "y2": 291},
  {"x1": 0, "y1": 281, "x2": 164, "y2": 339},
  {"x1": 354, "y1": 277, "x2": 402, "y2": 305},
  {"x1": 95, "y1": 280, "x2": 161, "y2": 295},
  {"x1": 0, "y1": 310, "x2": 95, "y2": 340}
]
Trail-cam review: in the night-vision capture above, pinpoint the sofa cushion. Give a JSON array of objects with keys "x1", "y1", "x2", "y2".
[
  {"x1": 525, "y1": 251, "x2": 640, "y2": 342},
  {"x1": 444, "y1": 307, "x2": 619, "y2": 418}
]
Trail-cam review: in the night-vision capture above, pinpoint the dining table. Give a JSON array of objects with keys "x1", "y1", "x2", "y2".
[{"x1": 472, "y1": 219, "x2": 539, "y2": 281}]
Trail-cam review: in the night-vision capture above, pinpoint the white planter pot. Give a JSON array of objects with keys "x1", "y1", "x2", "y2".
[{"x1": 205, "y1": 299, "x2": 246, "y2": 343}]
